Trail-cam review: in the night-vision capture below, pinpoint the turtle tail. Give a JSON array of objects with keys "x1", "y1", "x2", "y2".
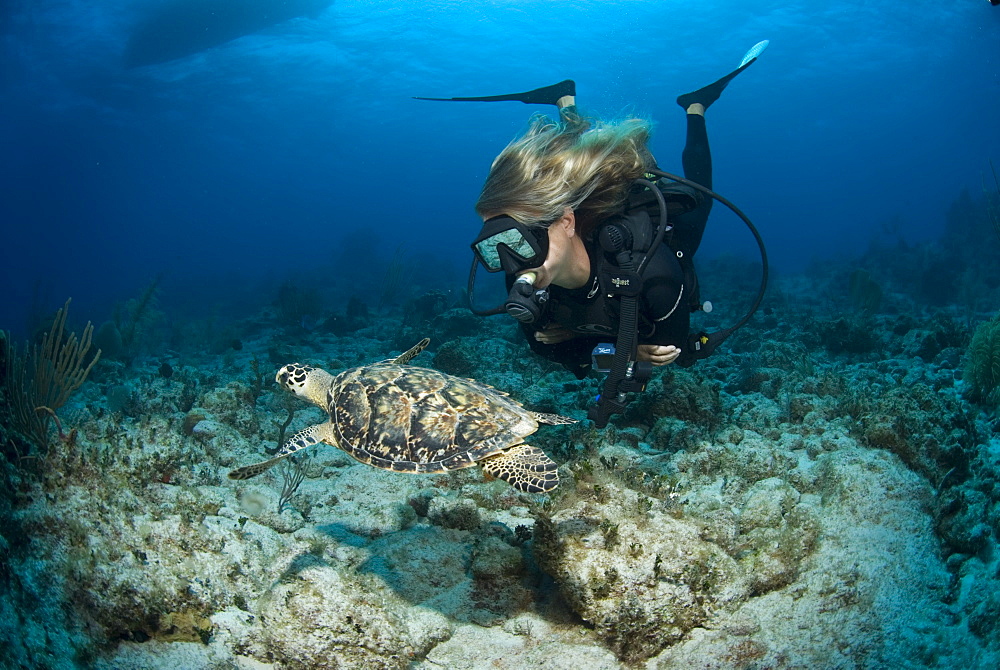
[{"x1": 531, "y1": 411, "x2": 576, "y2": 425}]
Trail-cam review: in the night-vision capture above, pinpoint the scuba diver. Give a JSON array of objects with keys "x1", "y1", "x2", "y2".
[{"x1": 417, "y1": 42, "x2": 769, "y2": 427}]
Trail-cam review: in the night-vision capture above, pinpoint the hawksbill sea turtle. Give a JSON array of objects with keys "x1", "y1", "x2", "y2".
[{"x1": 227, "y1": 338, "x2": 574, "y2": 492}]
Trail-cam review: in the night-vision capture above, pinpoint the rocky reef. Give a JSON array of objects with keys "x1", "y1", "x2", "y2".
[{"x1": 1, "y1": 264, "x2": 999, "y2": 669}]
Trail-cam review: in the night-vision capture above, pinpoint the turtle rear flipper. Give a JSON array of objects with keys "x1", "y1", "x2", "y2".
[
  {"x1": 480, "y1": 444, "x2": 559, "y2": 493},
  {"x1": 228, "y1": 423, "x2": 333, "y2": 480}
]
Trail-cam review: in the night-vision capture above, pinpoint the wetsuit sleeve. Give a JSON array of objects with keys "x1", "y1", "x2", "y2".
[
  {"x1": 504, "y1": 271, "x2": 597, "y2": 378},
  {"x1": 639, "y1": 245, "x2": 690, "y2": 348}
]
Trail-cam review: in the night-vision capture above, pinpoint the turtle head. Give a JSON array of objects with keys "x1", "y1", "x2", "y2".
[{"x1": 276, "y1": 363, "x2": 333, "y2": 409}]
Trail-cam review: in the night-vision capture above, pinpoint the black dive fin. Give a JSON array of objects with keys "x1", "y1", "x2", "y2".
[{"x1": 414, "y1": 80, "x2": 575, "y2": 107}]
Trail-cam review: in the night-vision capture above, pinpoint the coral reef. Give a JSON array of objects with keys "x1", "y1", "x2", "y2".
[{"x1": 1, "y1": 265, "x2": 999, "y2": 670}]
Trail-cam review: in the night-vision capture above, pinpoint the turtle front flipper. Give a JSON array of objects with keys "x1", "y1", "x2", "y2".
[
  {"x1": 479, "y1": 443, "x2": 559, "y2": 493},
  {"x1": 228, "y1": 423, "x2": 334, "y2": 480},
  {"x1": 393, "y1": 338, "x2": 430, "y2": 364}
]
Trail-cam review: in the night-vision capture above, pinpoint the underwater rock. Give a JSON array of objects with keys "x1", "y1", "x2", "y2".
[
  {"x1": 957, "y1": 555, "x2": 1000, "y2": 640},
  {"x1": 256, "y1": 564, "x2": 426, "y2": 669},
  {"x1": 470, "y1": 535, "x2": 524, "y2": 580},
  {"x1": 849, "y1": 381, "x2": 973, "y2": 485},
  {"x1": 360, "y1": 524, "x2": 473, "y2": 608},
  {"x1": 735, "y1": 478, "x2": 820, "y2": 593},
  {"x1": 106, "y1": 384, "x2": 138, "y2": 417},
  {"x1": 515, "y1": 370, "x2": 580, "y2": 416},
  {"x1": 937, "y1": 486, "x2": 994, "y2": 555},
  {"x1": 190, "y1": 419, "x2": 227, "y2": 439},
  {"x1": 182, "y1": 409, "x2": 207, "y2": 436},
  {"x1": 8, "y1": 264, "x2": 1000, "y2": 669},
  {"x1": 396, "y1": 304, "x2": 486, "y2": 349},
  {"x1": 900, "y1": 323, "x2": 966, "y2": 363},
  {"x1": 627, "y1": 367, "x2": 724, "y2": 432},
  {"x1": 673, "y1": 430, "x2": 799, "y2": 484},
  {"x1": 431, "y1": 336, "x2": 540, "y2": 391},
  {"x1": 816, "y1": 316, "x2": 881, "y2": 355},
  {"x1": 645, "y1": 415, "x2": 706, "y2": 454},
  {"x1": 299, "y1": 465, "x2": 423, "y2": 537},
  {"x1": 533, "y1": 485, "x2": 749, "y2": 663},
  {"x1": 268, "y1": 343, "x2": 295, "y2": 366},
  {"x1": 738, "y1": 477, "x2": 799, "y2": 532},
  {"x1": 197, "y1": 383, "x2": 264, "y2": 440},
  {"x1": 427, "y1": 496, "x2": 482, "y2": 532},
  {"x1": 420, "y1": 619, "x2": 620, "y2": 669},
  {"x1": 431, "y1": 338, "x2": 478, "y2": 377}
]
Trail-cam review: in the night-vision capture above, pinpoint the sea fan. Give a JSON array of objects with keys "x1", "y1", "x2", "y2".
[{"x1": 965, "y1": 313, "x2": 1000, "y2": 407}]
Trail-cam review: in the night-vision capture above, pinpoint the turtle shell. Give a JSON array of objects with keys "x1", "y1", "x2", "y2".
[{"x1": 326, "y1": 363, "x2": 538, "y2": 473}]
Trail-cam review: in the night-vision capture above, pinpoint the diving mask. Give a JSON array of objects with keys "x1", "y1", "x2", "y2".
[{"x1": 471, "y1": 215, "x2": 550, "y2": 275}]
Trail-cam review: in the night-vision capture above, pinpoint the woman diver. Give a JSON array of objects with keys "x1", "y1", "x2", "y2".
[{"x1": 468, "y1": 48, "x2": 763, "y2": 380}]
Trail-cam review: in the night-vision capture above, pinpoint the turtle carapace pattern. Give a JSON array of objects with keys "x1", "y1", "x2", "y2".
[{"x1": 227, "y1": 338, "x2": 573, "y2": 492}]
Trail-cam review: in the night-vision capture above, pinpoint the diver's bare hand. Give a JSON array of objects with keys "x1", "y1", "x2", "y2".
[
  {"x1": 637, "y1": 344, "x2": 680, "y2": 366},
  {"x1": 534, "y1": 325, "x2": 575, "y2": 345}
]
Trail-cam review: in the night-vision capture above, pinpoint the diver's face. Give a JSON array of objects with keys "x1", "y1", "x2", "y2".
[
  {"x1": 511, "y1": 208, "x2": 590, "y2": 290},
  {"x1": 529, "y1": 215, "x2": 573, "y2": 288}
]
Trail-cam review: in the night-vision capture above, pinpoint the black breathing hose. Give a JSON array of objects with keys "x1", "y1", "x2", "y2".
[{"x1": 646, "y1": 168, "x2": 769, "y2": 333}]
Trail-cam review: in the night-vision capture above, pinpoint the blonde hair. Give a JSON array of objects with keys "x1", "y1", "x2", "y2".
[{"x1": 475, "y1": 111, "x2": 654, "y2": 237}]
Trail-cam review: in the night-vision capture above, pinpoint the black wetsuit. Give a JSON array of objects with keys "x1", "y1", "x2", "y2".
[{"x1": 520, "y1": 114, "x2": 714, "y2": 378}]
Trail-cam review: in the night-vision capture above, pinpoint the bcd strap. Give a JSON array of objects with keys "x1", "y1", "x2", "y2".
[
  {"x1": 588, "y1": 292, "x2": 646, "y2": 428},
  {"x1": 589, "y1": 178, "x2": 666, "y2": 428}
]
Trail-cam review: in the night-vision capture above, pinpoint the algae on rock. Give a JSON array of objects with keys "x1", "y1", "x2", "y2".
[{"x1": 533, "y1": 484, "x2": 749, "y2": 664}]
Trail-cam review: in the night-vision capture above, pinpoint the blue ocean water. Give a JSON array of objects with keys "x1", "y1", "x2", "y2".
[
  {"x1": 0, "y1": 0, "x2": 998, "y2": 329},
  {"x1": 3, "y1": 4, "x2": 1000, "y2": 667}
]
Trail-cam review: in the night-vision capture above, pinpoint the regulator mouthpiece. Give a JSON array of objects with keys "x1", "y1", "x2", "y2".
[{"x1": 505, "y1": 272, "x2": 549, "y2": 324}]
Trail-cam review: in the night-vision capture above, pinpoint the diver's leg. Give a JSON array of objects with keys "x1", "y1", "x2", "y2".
[
  {"x1": 673, "y1": 54, "x2": 761, "y2": 255},
  {"x1": 681, "y1": 109, "x2": 711, "y2": 190},
  {"x1": 671, "y1": 110, "x2": 713, "y2": 257}
]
